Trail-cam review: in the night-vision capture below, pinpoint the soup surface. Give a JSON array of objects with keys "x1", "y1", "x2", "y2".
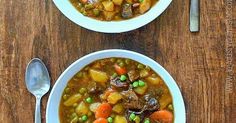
[
  {"x1": 69, "y1": 0, "x2": 158, "y2": 21},
  {"x1": 60, "y1": 58, "x2": 174, "y2": 123}
]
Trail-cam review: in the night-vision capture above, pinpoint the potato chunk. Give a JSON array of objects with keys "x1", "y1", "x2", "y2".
[
  {"x1": 102, "y1": 1, "x2": 115, "y2": 11},
  {"x1": 89, "y1": 69, "x2": 108, "y2": 84},
  {"x1": 114, "y1": 115, "x2": 127, "y2": 123},
  {"x1": 76, "y1": 101, "x2": 89, "y2": 116},
  {"x1": 107, "y1": 92, "x2": 123, "y2": 104},
  {"x1": 103, "y1": 11, "x2": 116, "y2": 21},
  {"x1": 63, "y1": 93, "x2": 82, "y2": 106},
  {"x1": 139, "y1": 0, "x2": 151, "y2": 14},
  {"x1": 112, "y1": 0, "x2": 123, "y2": 5},
  {"x1": 112, "y1": 103, "x2": 124, "y2": 114},
  {"x1": 134, "y1": 83, "x2": 148, "y2": 95},
  {"x1": 146, "y1": 76, "x2": 162, "y2": 85}
]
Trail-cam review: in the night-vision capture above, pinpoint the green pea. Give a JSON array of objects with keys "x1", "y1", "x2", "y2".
[
  {"x1": 125, "y1": 59, "x2": 130, "y2": 64},
  {"x1": 138, "y1": 80, "x2": 145, "y2": 87},
  {"x1": 71, "y1": 113, "x2": 77, "y2": 118},
  {"x1": 168, "y1": 104, "x2": 173, "y2": 110},
  {"x1": 63, "y1": 94, "x2": 68, "y2": 100},
  {"x1": 134, "y1": 116, "x2": 141, "y2": 123},
  {"x1": 110, "y1": 58, "x2": 116, "y2": 62},
  {"x1": 81, "y1": 115, "x2": 88, "y2": 121},
  {"x1": 144, "y1": 118, "x2": 150, "y2": 123},
  {"x1": 79, "y1": 88, "x2": 87, "y2": 94},
  {"x1": 112, "y1": 73, "x2": 118, "y2": 78},
  {"x1": 120, "y1": 75, "x2": 127, "y2": 81},
  {"x1": 81, "y1": 8, "x2": 87, "y2": 16},
  {"x1": 145, "y1": 66, "x2": 151, "y2": 71},
  {"x1": 129, "y1": 113, "x2": 136, "y2": 121},
  {"x1": 85, "y1": 4, "x2": 94, "y2": 10},
  {"x1": 132, "y1": 81, "x2": 139, "y2": 88},
  {"x1": 137, "y1": 64, "x2": 144, "y2": 69},
  {"x1": 107, "y1": 117, "x2": 113, "y2": 123},
  {"x1": 86, "y1": 97, "x2": 93, "y2": 103},
  {"x1": 93, "y1": 8, "x2": 100, "y2": 16},
  {"x1": 65, "y1": 87, "x2": 70, "y2": 93},
  {"x1": 119, "y1": 62, "x2": 125, "y2": 67},
  {"x1": 76, "y1": 72, "x2": 83, "y2": 78},
  {"x1": 116, "y1": 59, "x2": 122, "y2": 63}
]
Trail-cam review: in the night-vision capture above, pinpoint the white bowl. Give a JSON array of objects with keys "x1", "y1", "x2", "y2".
[
  {"x1": 52, "y1": 0, "x2": 172, "y2": 33},
  {"x1": 46, "y1": 49, "x2": 186, "y2": 123}
]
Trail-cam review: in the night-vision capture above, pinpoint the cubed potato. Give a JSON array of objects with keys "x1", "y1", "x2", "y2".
[
  {"x1": 125, "y1": 0, "x2": 133, "y2": 4},
  {"x1": 102, "y1": 1, "x2": 114, "y2": 11},
  {"x1": 139, "y1": 0, "x2": 151, "y2": 14},
  {"x1": 114, "y1": 115, "x2": 127, "y2": 123},
  {"x1": 63, "y1": 93, "x2": 82, "y2": 106},
  {"x1": 89, "y1": 102, "x2": 101, "y2": 112},
  {"x1": 140, "y1": 69, "x2": 149, "y2": 78},
  {"x1": 103, "y1": 11, "x2": 116, "y2": 21},
  {"x1": 89, "y1": 69, "x2": 108, "y2": 84},
  {"x1": 146, "y1": 76, "x2": 162, "y2": 85},
  {"x1": 107, "y1": 92, "x2": 123, "y2": 104},
  {"x1": 159, "y1": 93, "x2": 172, "y2": 109},
  {"x1": 112, "y1": 0, "x2": 123, "y2": 5},
  {"x1": 112, "y1": 103, "x2": 124, "y2": 114},
  {"x1": 134, "y1": 83, "x2": 148, "y2": 95},
  {"x1": 76, "y1": 101, "x2": 89, "y2": 116}
]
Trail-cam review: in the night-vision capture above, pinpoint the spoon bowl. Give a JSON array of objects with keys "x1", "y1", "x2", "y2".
[{"x1": 25, "y1": 58, "x2": 50, "y2": 123}]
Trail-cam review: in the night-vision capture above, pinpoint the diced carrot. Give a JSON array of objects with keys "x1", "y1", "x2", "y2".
[
  {"x1": 114, "y1": 64, "x2": 127, "y2": 75},
  {"x1": 93, "y1": 118, "x2": 108, "y2": 123},
  {"x1": 95, "y1": 103, "x2": 112, "y2": 119},
  {"x1": 150, "y1": 110, "x2": 173, "y2": 123},
  {"x1": 81, "y1": 0, "x2": 88, "y2": 3}
]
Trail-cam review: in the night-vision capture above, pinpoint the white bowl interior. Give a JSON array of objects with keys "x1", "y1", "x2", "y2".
[
  {"x1": 46, "y1": 49, "x2": 185, "y2": 123},
  {"x1": 52, "y1": 0, "x2": 172, "y2": 33}
]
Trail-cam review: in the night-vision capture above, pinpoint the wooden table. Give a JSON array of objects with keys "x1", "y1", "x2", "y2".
[{"x1": 0, "y1": 0, "x2": 235, "y2": 123}]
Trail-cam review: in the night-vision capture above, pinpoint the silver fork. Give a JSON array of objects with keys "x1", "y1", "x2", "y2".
[{"x1": 190, "y1": 0, "x2": 199, "y2": 32}]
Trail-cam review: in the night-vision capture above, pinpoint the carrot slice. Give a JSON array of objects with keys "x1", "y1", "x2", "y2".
[
  {"x1": 114, "y1": 64, "x2": 127, "y2": 75},
  {"x1": 93, "y1": 118, "x2": 108, "y2": 123},
  {"x1": 95, "y1": 103, "x2": 112, "y2": 119},
  {"x1": 150, "y1": 110, "x2": 173, "y2": 123},
  {"x1": 81, "y1": 0, "x2": 88, "y2": 3}
]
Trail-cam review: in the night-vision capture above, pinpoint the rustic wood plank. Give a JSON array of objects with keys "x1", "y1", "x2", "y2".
[{"x1": 0, "y1": 0, "x2": 235, "y2": 123}]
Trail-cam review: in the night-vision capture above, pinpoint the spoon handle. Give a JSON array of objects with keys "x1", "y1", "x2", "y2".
[
  {"x1": 35, "y1": 97, "x2": 41, "y2": 123},
  {"x1": 190, "y1": 0, "x2": 199, "y2": 32}
]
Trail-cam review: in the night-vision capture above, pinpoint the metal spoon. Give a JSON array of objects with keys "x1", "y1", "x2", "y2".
[
  {"x1": 25, "y1": 58, "x2": 50, "y2": 123},
  {"x1": 190, "y1": 0, "x2": 199, "y2": 32}
]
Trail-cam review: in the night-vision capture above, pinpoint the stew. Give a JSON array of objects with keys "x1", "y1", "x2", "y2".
[
  {"x1": 69, "y1": 0, "x2": 159, "y2": 21},
  {"x1": 59, "y1": 58, "x2": 174, "y2": 123}
]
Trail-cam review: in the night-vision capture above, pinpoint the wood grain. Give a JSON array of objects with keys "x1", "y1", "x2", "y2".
[{"x1": 0, "y1": 0, "x2": 235, "y2": 123}]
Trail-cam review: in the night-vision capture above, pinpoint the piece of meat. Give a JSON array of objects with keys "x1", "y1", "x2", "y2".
[
  {"x1": 110, "y1": 76, "x2": 129, "y2": 88},
  {"x1": 127, "y1": 70, "x2": 140, "y2": 82},
  {"x1": 121, "y1": 90, "x2": 143, "y2": 110},
  {"x1": 122, "y1": 4, "x2": 133, "y2": 18},
  {"x1": 143, "y1": 94, "x2": 160, "y2": 111},
  {"x1": 88, "y1": 82, "x2": 104, "y2": 94}
]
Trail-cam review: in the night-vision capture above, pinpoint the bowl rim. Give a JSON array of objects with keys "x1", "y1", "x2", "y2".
[
  {"x1": 52, "y1": 0, "x2": 172, "y2": 33},
  {"x1": 46, "y1": 49, "x2": 186, "y2": 123}
]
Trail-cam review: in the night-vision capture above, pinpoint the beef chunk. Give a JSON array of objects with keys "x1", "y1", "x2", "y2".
[
  {"x1": 122, "y1": 4, "x2": 133, "y2": 18},
  {"x1": 127, "y1": 70, "x2": 140, "y2": 82},
  {"x1": 121, "y1": 90, "x2": 143, "y2": 110},
  {"x1": 88, "y1": 81, "x2": 103, "y2": 94},
  {"x1": 143, "y1": 94, "x2": 159, "y2": 111},
  {"x1": 110, "y1": 76, "x2": 129, "y2": 88}
]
